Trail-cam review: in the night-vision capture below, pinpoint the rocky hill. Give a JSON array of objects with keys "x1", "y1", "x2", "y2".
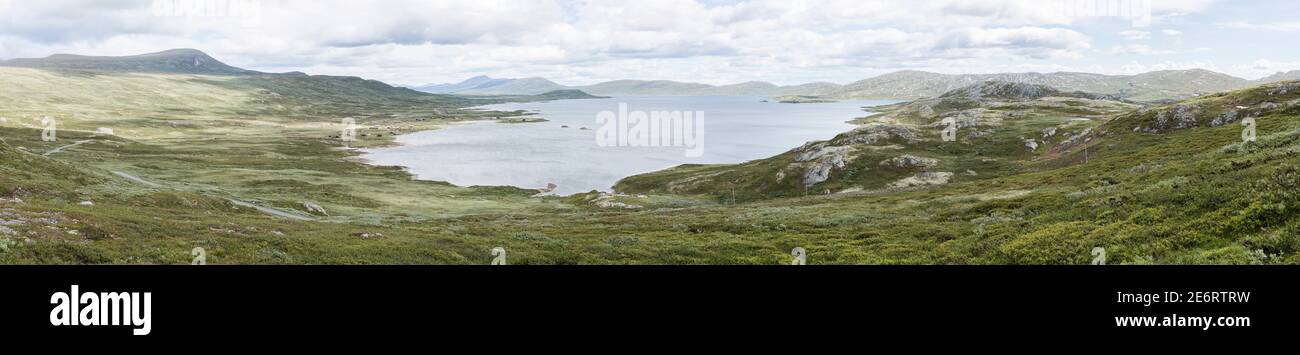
[
  {"x1": 615, "y1": 81, "x2": 1138, "y2": 199},
  {"x1": 826, "y1": 69, "x2": 1249, "y2": 102}
]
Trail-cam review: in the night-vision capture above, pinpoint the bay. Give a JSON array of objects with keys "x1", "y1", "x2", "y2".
[{"x1": 362, "y1": 96, "x2": 898, "y2": 195}]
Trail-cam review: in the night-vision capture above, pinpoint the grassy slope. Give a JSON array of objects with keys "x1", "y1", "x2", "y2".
[
  {"x1": 1, "y1": 68, "x2": 1297, "y2": 265},
  {"x1": 616, "y1": 92, "x2": 1136, "y2": 201}
]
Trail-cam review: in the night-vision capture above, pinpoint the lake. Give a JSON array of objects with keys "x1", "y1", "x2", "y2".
[{"x1": 361, "y1": 96, "x2": 898, "y2": 195}]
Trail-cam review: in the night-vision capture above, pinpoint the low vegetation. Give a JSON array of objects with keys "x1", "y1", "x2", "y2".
[{"x1": 1, "y1": 63, "x2": 1297, "y2": 265}]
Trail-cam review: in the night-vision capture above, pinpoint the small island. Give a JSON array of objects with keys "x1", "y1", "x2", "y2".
[{"x1": 774, "y1": 95, "x2": 836, "y2": 104}]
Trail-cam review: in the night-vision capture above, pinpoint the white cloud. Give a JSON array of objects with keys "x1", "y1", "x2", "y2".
[
  {"x1": 0, "y1": 0, "x2": 1252, "y2": 85},
  {"x1": 1151, "y1": 0, "x2": 1220, "y2": 12},
  {"x1": 1162, "y1": 29, "x2": 1182, "y2": 36},
  {"x1": 933, "y1": 27, "x2": 1091, "y2": 59},
  {"x1": 1109, "y1": 44, "x2": 1173, "y2": 55},
  {"x1": 1218, "y1": 21, "x2": 1300, "y2": 32},
  {"x1": 1119, "y1": 30, "x2": 1150, "y2": 40}
]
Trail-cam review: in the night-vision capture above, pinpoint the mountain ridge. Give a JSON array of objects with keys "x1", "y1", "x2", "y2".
[
  {"x1": 0, "y1": 49, "x2": 305, "y2": 76},
  {"x1": 4, "y1": 48, "x2": 1290, "y2": 103},
  {"x1": 420, "y1": 69, "x2": 1290, "y2": 102}
]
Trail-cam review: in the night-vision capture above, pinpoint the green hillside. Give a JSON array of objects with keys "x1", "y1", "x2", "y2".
[{"x1": 1, "y1": 53, "x2": 1298, "y2": 265}]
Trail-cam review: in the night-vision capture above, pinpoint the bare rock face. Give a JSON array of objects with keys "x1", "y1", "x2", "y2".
[
  {"x1": 1144, "y1": 104, "x2": 1200, "y2": 132},
  {"x1": 802, "y1": 162, "x2": 840, "y2": 187},
  {"x1": 794, "y1": 144, "x2": 852, "y2": 163},
  {"x1": 1061, "y1": 127, "x2": 1093, "y2": 147},
  {"x1": 830, "y1": 123, "x2": 917, "y2": 145},
  {"x1": 1211, "y1": 110, "x2": 1240, "y2": 127},
  {"x1": 534, "y1": 183, "x2": 558, "y2": 196},
  {"x1": 880, "y1": 154, "x2": 938, "y2": 169},
  {"x1": 918, "y1": 105, "x2": 936, "y2": 118},
  {"x1": 1024, "y1": 139, "x2": 1040, "y2": 151},
  {"x1": 889, "y1": 172, "x2": 954, "y2": 189},
  {"x1": 1268, "y1": 82, "x2": 1300, "y2": 96},
  {"x1": 592, "y1": 193, "x2": 642, "y2": 209},
  {"x1": 302, "y1": 202, "x2": 328, "y2": 216},
  {"x1": 795, "y1": 144, "x2": 851, "y2": 187}
]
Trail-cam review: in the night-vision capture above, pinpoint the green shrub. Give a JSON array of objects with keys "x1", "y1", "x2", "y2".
[{"x1": 999, "y1": 221, "x2": 1097, "y2": 264}]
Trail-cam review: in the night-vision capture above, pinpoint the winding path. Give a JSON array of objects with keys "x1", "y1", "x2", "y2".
[
  {"x1": 110, "y1": 170, "x2": 314, "y2": 221},
  {"x1": 43, "y1": 140, "x2": 92, "y2": 156}
]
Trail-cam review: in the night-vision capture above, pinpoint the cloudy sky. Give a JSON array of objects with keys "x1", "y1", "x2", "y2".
[{"x1": 2, "y1": 0, "x2": 1299, "y2": 86}]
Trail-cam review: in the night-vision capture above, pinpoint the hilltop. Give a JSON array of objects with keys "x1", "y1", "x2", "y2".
[
  {"x1": 825, "y1": 69, "x2": 1249, "y2": 102},
  {"x1": 412, "y1": 75, "x2": 515, "y2": 93},
  {"x1": 0, "y1": 49, "x2": 300, "y2": 76}
]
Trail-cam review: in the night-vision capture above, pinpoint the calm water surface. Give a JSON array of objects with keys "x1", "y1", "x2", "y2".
[{"x1": 362, "y1": 96, "x2": 898, "y2": 195}]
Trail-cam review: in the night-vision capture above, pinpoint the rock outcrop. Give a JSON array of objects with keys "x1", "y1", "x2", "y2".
[{"x1": 880, "y1": 154, "x2": 939, "y2": 169}]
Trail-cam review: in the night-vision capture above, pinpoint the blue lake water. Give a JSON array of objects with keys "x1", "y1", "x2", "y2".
[{"x1": 362, "y1": 96, "x2": 898, "y2": 195}]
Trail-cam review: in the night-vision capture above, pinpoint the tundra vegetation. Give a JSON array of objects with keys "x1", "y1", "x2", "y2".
[{"x1": 1, "y1": 52, "x2": 1297, "y2": 265}]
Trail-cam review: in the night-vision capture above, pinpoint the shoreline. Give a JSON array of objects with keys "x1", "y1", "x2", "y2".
[{"x1": 357, "y1": 98, "x2": 899, "y2": 196}]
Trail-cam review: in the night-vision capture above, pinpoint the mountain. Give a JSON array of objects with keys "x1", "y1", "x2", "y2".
[
  {"x1": 939, "y1": 81, "x2": 1063, "y2": 101},
  {"x1": 455, "y1": 77, "x2": 568, "y2": 95},
  {"x1": 0, "y1": 49, "x2": 295, "y2": 76},
  {"x1": 696, "y1": 81, "x2": 781, "y2": 96},
  {"x1": 826, "y1": 69, "x2": 1252, "y2": 102},
  {"x1": 525, "y1": 89, "x2": 606, "y2": 101},
  {"x1": 574, "y1": 79, "x2": 842, "y2": 96},
  {"x1": 21, "y1": 49, "x2": 1275, "y2": 102},
  {"x1": 1125, "y1": 69, "x2": 1250, "y2": 99},
  {"x1": 417, "y1": 76, "x2": 842, "y2": 97},
  {"x1": 413, "y1": 76, "x2": 567, "y2": 95},
  {"x1": 775, "y1": 82, "x2": 843, "y2": 96},
  {"x1": 573, "y1": 80, "x2": 714, "y2": 96},
  {"x1": 412, "y1": 75, "x2": 512, "y2": 93},
  {"x1": 1258, "y1": 70, "x2": 1300, "y2": 84},
  {"x1": 424, "y1": 69, "x2": 1261, "y2": 102},
  {"x1": 938, "y1": 81, "x2": 1117, "y2": 101},
  {"x1": 0, "y1": 49, "x2": 592, "y2": 115}
]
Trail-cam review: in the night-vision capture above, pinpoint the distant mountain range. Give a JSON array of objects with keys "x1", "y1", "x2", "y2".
[
  {"x1": 0, "y1": 49, "x2": 598, "y2": 104},
  {"x1": 413, "y1": 76, "x2": 844, "y2": 97},
  {"x1": 829, "y1": 69, "x2": 1252, "y2": 102},
  {"x1": 419, "y1": 68, "x2": 1300, "y2": 102},
  {"x1": 6, "y1": 48, "x2": 1298, "y2": 103}
]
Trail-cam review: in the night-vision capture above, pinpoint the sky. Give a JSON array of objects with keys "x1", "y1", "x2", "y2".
[{"x1": 2, "y1": 0, "x2": 1300, "y2": 86}]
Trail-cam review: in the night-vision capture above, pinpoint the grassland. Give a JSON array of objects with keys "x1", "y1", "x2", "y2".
[{"x1": 1, "y1": 69, "x2": 1297, "y2": 265}]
